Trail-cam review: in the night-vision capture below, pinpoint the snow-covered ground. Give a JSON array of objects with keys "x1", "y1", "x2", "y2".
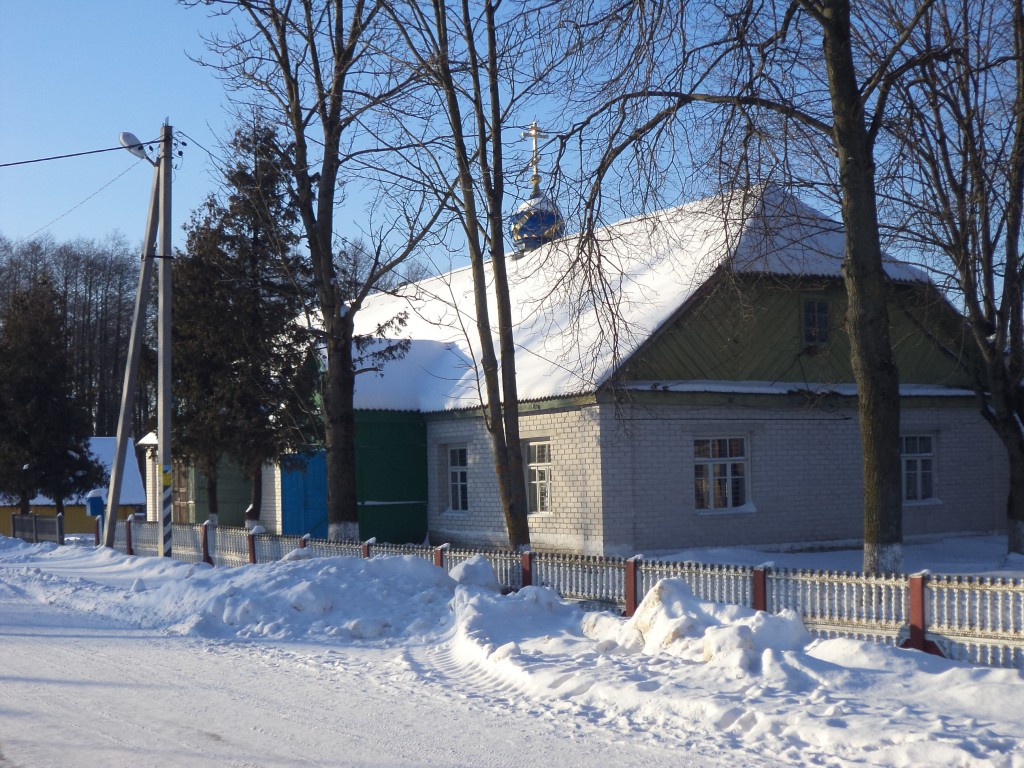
[{"x1": 1, "y1": 535, "x2": 1022, "y2": 768}]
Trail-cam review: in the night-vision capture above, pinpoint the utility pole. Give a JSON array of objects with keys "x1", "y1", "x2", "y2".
[
  {"x1": 157, "y1": 123, "x2": 173, "y2": 558},
  {"x1": 102, "y1": 123, "x2": 173, "y2": 556}
]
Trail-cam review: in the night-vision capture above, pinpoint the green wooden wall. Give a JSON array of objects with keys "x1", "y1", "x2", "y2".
[{"x1": 620, "y1": 275, "x2": 976, "y2": 388}]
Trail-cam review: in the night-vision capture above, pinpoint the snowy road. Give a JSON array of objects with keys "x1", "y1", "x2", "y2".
[
  {"x1": 0, "y1": 580, "x2": 721, "y2": 768},
  {"x1": 2, "y1": 538, "x2": 1022, "y2": 768}
]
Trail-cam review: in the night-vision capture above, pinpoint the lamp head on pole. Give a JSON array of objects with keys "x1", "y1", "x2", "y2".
[{"x1": 118, "y1": 132, "x2": 154, "y2": 165}]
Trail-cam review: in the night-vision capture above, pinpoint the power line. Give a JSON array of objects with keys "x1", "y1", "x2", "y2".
[
  {"x1": 0, "y1": 139, "x2": 159, "y2": 169},
  {"x1": 11, "y1": 161, "x2": 145, "y2": 246}
]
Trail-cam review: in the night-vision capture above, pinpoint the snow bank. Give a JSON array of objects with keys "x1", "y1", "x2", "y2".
[
  {"x1": 2, "y1": 536, "x2": 1023, "y2": 767},
  {"x1": 4, "y1": 538, "x2": 456, "y2": 643}
]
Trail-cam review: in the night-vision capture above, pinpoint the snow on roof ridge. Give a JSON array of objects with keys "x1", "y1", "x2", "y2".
[{"x1": 353, "y1": 186, "x2": 930, "y2": 412}]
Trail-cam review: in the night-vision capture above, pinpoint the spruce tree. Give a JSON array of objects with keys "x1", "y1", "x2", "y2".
[
  {"x1": 0, "y1": 276, "x2": 105, "y2": 514},
  {"x1": 174, "y1": 119, "x2": 319, "y2": 523}
]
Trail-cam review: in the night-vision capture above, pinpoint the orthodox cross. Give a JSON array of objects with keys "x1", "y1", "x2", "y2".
[{"x1": 521, "y1": 121, "x2": 548, "y2": 193}]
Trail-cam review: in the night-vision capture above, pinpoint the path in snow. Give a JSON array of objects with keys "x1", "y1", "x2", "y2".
[{"x1": 0, "y1": 581, "x2": 720, "y2": 768}]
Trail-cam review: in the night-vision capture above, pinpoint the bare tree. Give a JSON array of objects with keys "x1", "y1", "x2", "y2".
[
  {"x1": 187, "y1": 0, "x2": 443, "y2": 539},
  {"x1": 882, "y1": 0, "x2": 1024, "y2": 552},
  {"x1": 370, "y1": 0, "x2": 580, "y2": 549},
  {"x1": 557, "y1": 0, "x2": 945, "y2": 574}
]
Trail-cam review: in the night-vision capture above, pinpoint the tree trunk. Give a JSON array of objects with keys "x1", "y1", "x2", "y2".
[
  {"x1": 981, "y1": 358, "x2": 1024, "y2": 552},
  {"x1": 248, "y1": 466, "x2": 263, "y2": 524},
  {"x1": 325, "y1": 313, "x2": 359, "y2": 541},
  {"x1": 1006, "y1": 442, "x2": 1024, "y2": 553},
  {"x1": 206, "y1": 467, "x2": 219, "y2": 523},
  {"x1": 820, "y1": 0, "x2": 903, "y2": 574}
]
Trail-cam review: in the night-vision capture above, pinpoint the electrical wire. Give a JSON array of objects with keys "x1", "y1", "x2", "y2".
[
  {"x1": 0, "y1": 142, "x2": 154, "y2": 168},
  {"x1": 10, "y1": 160, "x2": 146, "y2": 246}
]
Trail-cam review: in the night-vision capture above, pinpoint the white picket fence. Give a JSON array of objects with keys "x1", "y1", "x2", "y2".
[{"x1": 107, "y1": 521, "x2": 1024, "y2": 670}]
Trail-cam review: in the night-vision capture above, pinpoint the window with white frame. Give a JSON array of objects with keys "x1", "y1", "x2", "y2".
[
  {"x1": 802, "y1": 298, "x2": 830, "y2": 345},
  {"x1": 693, "y1": 437, "x2": 749, "y2": 510},
  {"x1": 902, "y1": 435, "x2": 934, "y2": 502},
  {"x1": 525, "y1": 440, "x2": 552, "y2": 514},
  {"x1": 448, "y1": 446, "x2": 469, "y2": 511}
]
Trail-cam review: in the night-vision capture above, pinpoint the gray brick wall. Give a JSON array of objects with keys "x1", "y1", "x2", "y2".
[
  {"x1": 423, "y1": 395, "x2": 1007, "y2": 555},
  {"x1": 426, "y1": 406, "x2": 606, "y2": 552}
]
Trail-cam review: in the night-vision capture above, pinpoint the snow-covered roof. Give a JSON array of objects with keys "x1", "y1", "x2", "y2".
[
  {"x1": 27, "y1": 436, "x2": 146, "y2": 507},
  {"x1": 622, "y1": 381, "x2": 973, "y2": 398},
  {"x1": 353, "y1": 186, "x2": 928, "y2": 413}
]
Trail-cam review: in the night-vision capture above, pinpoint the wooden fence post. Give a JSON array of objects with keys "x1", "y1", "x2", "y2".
[
  {"x1": 623, "y1": 555, "x2": 642, "y2": 617},
  {"x1": 247, "y1": 532, "x2": 257, "y2": 564},
  {"x1": 753, "y1": 566, "x2": 769, "y2": 612},
  {"x1": 125, "y1": 515, "x2": 134, "y2": 556},
  {"x1": 520, "y1": 549, "x2": 533, "y2": 588},
  {"x1": 901, "y1": 572, "x2": 945, "y2": 657},
  {"x1": 434, "y1": 543, "x2": 449, "y2": 570},
  {"x1": 94, "y1": 516, "x2": 101, "y2": 546},
  {"x1": 362, "y1": 537, "x2": 376, "y2": 559},
  {"x1": 56, "y1": 513, "x2": 64, "y2": 546}
]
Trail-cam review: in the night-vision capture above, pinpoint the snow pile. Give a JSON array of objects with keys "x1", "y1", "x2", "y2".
[
  {"x1": 2, "y1": 536, "x2": 1023, "y2": 767},
  {"x1": 590, "y1": 579, "x2": 811, "y2": 670},
  {"x1": 5, "y1": 539, "x2": 457, "y2": 643}
]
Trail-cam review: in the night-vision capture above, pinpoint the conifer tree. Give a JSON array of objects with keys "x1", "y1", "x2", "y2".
[
  {"x1": 174, "y1": 119, "x2": 320, "y2": 522},
  {"x1": 0, "y1": 276, "x2": 105, "y2": 514}
]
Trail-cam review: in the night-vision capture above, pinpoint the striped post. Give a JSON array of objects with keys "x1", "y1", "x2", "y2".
[{"x1": 160, "y1": 466, "x2": 172, "y2": 558}]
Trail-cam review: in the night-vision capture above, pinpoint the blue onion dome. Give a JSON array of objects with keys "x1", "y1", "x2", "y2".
[
  {"x1": 509, "y1": 121, "x2": 566, "y2": 255},
  {"x1": 510, "y1": 181, "x2": 565, "y2": 254}
]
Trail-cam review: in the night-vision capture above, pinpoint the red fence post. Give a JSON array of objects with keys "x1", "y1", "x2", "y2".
[
  {"x1": 125, "y1": 515, "x2": 134, "y2": 556},
  {"x1": 901, "y1": 572, "x2": 945, "y2": 657},
  {"x1": 753, "y1": 566, "x2": 768, "y2": 612},
  {"x1": 434, "y1": 543, "x2": 449, "y2": 570},
  {"x1": 520, "y1": 549, "x2": 533, "y2": 588},
  {"x1": 299, "y1": 535, "x2": 307, "y2": 549},
  {"x1": 623, "y1": 555, "x2": 642, "y2": 617},
  {"x1": 247, "y1": 532, "x2": 257, "y2": 564},
  {"x1": 362, "y1": 537, "x2": 375, "y2": 559}
]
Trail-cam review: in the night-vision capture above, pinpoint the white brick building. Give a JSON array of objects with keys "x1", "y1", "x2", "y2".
[{"x1": 351, "y1": 187, "x2": 1008, "y2": 554}]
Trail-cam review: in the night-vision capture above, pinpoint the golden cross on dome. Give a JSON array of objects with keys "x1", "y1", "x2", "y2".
[{"x1": 521, "y1": 121, "x2": 548, "y2": 194}]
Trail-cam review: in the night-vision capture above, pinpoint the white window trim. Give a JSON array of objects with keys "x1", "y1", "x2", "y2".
[
  {"x1": 524, "y1": 439, "x2": 553, "y2": 516},
  {"x1": 447, "y1": 445, "x2": 469, "y2": 513},
  {"x1": 693, "y1": 436, "x2": 752, "y2": 513},
  {"x1": 901, "y1": 434, "x2": 940, "y2": 506}
]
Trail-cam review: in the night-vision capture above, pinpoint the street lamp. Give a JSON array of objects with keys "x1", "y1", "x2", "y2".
[{"x1": 103, "y1": 123, "x2": 173, "y2": 557}]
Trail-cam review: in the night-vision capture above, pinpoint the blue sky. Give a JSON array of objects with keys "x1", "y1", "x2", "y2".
[
  {"x1": 0, "y1": 1, "x2": 235, "y2": 251},
  {"x1": 0, "y1": 1, "x2": 584, "y2": 263}
]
